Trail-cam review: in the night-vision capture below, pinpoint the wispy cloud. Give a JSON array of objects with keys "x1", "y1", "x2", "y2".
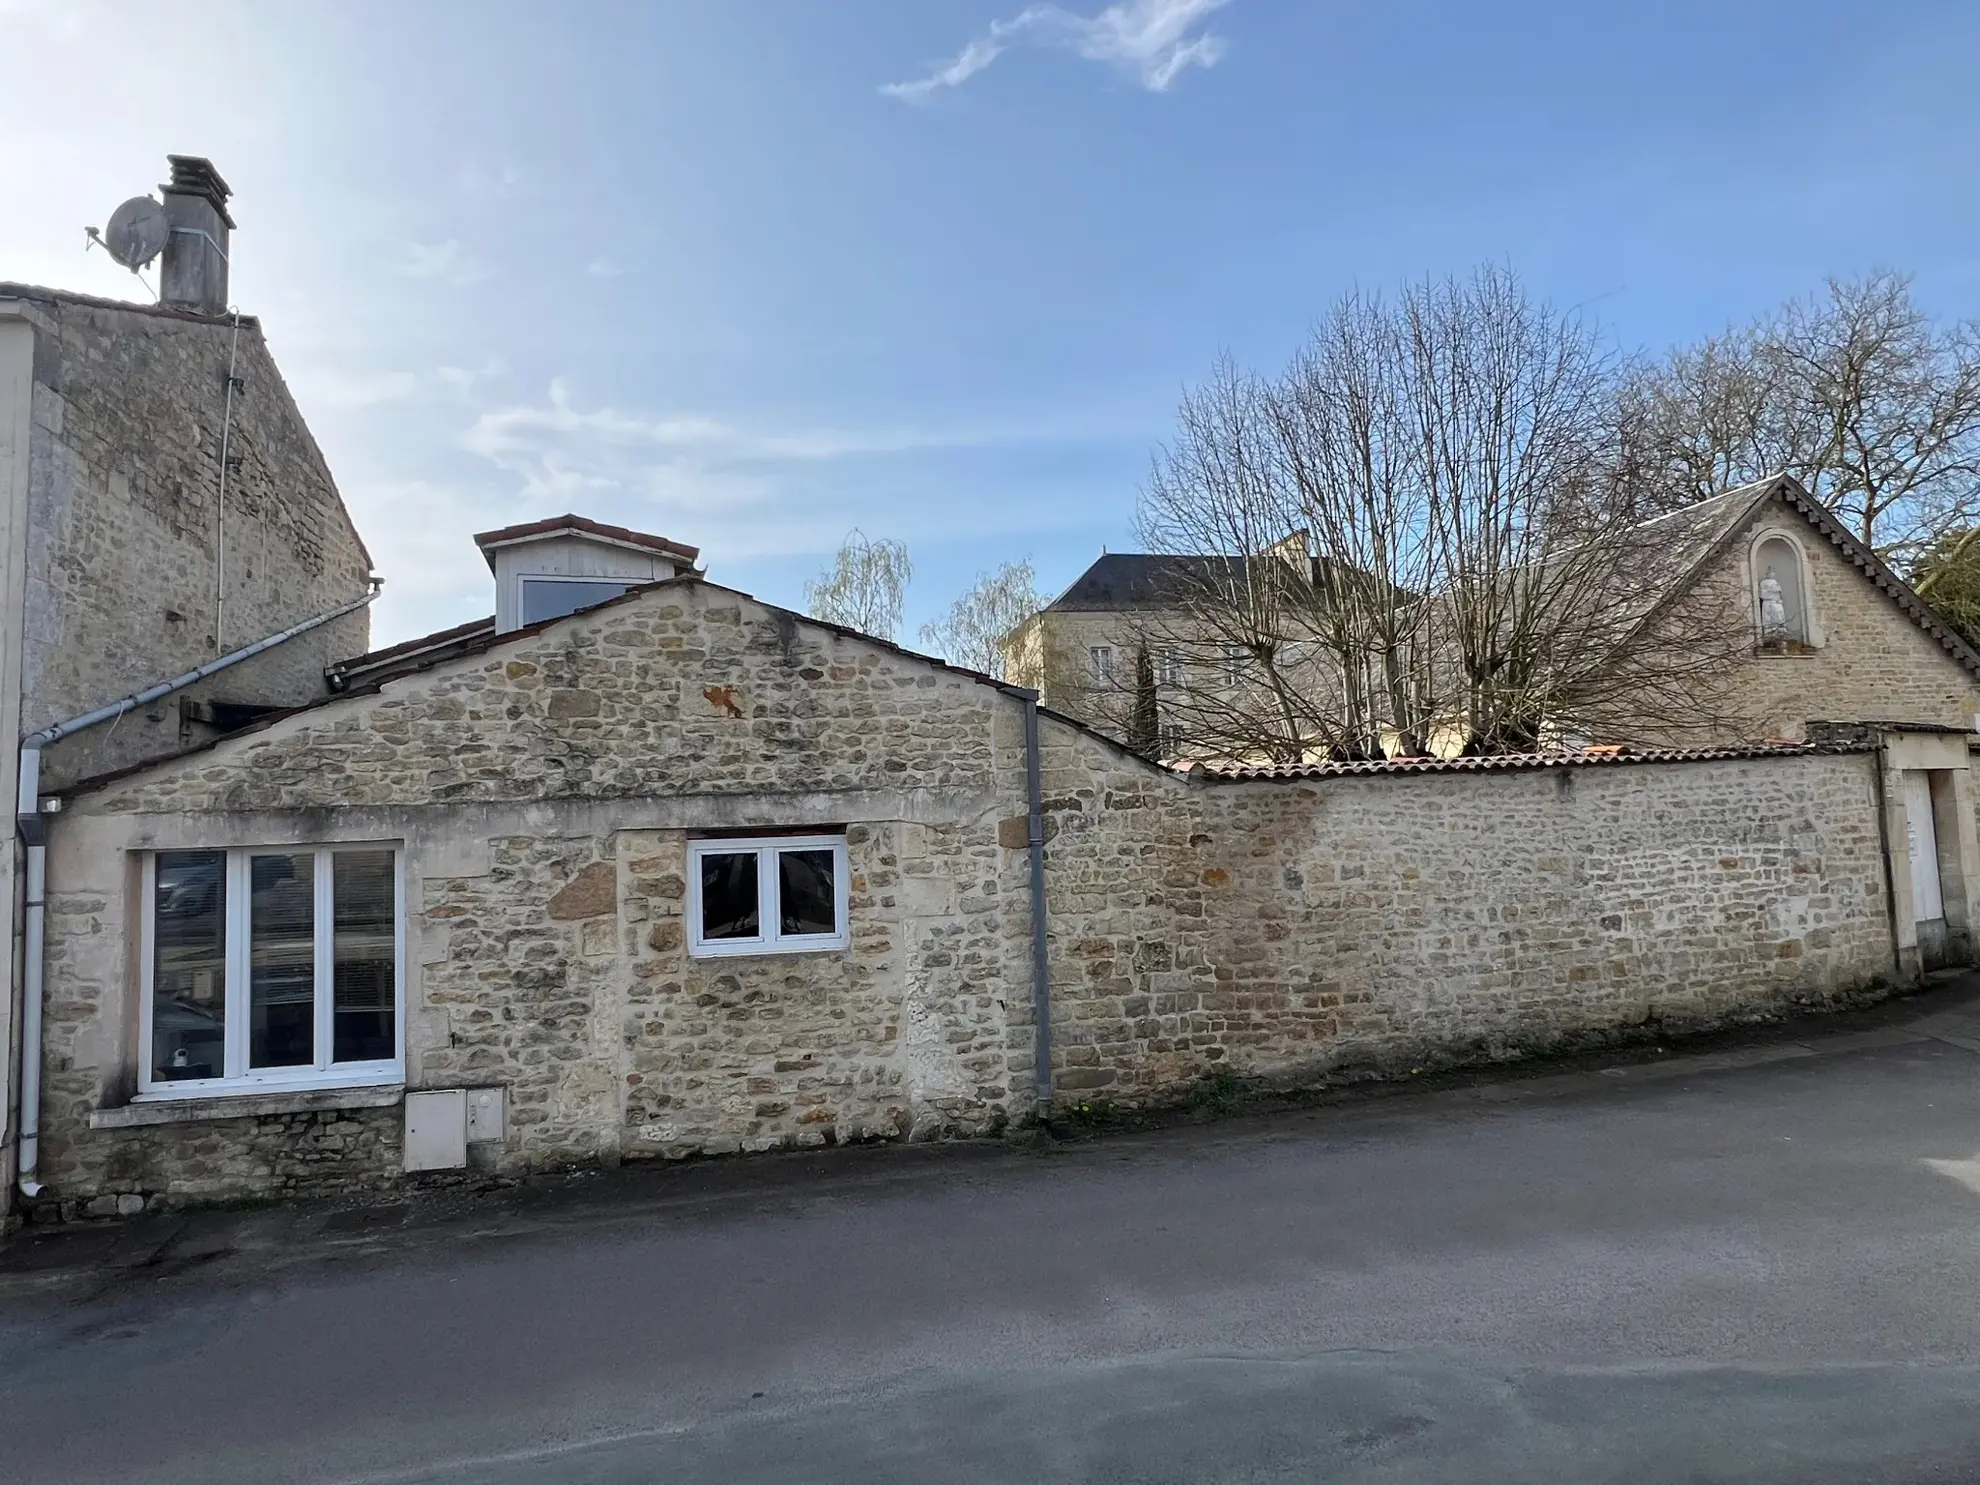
[
  {"x1": 461, "y1": 381, "x2": 996, "y2": 468},
  {"x1": 400, "y1": 239, "x2": 490, "y2": 286},
  {"x1": 883, "y1": 0, "x2": 1231, "y2": 101}
]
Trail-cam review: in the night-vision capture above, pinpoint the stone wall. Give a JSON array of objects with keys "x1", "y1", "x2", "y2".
[
  {"x1": 33, "y1": 580, "x2": 1033, "y2": 1207},
  {"x1": 1037, "y1": 730, "x2": 1897, "y2": 1103},
  {"x1": 1639, "y1": 504, "x2": 1980, "y2": 746},
  {"x1": 25, "y1": 578, "x2": 1907, "y2": 1215},
  {"x1": 4, "y1": 287, "x2": 374, "y2": 787}
]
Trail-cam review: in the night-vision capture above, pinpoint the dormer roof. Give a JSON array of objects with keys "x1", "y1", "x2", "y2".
[{"x1": 471, "y1": 514, "x2": 701, "y2": 573}]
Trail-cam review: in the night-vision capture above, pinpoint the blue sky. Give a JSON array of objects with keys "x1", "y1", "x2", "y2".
[{"x1": 4, "y1": 0, "x2": 1979, "y2": 649}]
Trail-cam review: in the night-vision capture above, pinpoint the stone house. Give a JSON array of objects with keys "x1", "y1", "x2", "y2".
[
  {"x1": 11, "y1": 501, "x2": 1980, "y2": 1223},
  {"x1": 2, "y1": 157, "x2": 377, "y2": 1220},
  {"x1": 1007, "y1": 475, "x2": 1980, "y2": 759}
]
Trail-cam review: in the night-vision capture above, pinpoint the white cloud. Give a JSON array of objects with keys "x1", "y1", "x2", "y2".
[
  {"x1": 883, "y1": 0, "x2": 1231, "y2": 101},
  {"x1": 585, "y1": 255, "x2": 628, "y2": 279},
  {"x1": 400, "y1": 239, "x2": 489, "y2": 286}
]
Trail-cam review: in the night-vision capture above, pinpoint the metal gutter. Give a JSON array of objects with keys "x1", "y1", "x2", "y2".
[
  {"x1": 1019, "y1": 688, "x2": 1053, "y2": 1124},
  {"x1": 13, "y1": 581, "x2": 380, "y2": 1195}
]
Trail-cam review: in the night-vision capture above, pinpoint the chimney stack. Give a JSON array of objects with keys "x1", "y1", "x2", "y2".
[{"x1": 157, "y1": 155, "x2": 233, "y2": 316}]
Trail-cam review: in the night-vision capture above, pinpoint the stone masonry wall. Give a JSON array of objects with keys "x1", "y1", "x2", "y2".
[
  {"x1": 1035, "y1": 727, "x2": 1897, "y2": 1104},
  {"x1": 7, "y1": 287, "x2": 374, "y2": 787},
  {"x1": 25, "y1": 576, "x2": 1904, "y2": 1213},
  {"x1": 34, "y1": 580, "x2": 1033, "y2": 1208},
  {"x1": 1641, "y1": 503, "x2": 1980, "y2": 746}
]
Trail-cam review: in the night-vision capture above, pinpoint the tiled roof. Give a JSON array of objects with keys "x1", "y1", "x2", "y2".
[
  {"x1": 471, "y1": 514, "x2": 700, "y2": 569},
  {"x1": 0, "y1": 280, "x2": 258, "y2": 329},
  {"x1": 1183, "y1": 741, "x2": 1864, "y2": 782}
]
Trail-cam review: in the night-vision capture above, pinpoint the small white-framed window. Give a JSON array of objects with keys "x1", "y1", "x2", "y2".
[
  {"x1": 1089, "y1": 646, "x2": 1115, "y2": 683},
  {"x1": 141, "y1": 845, "x2": 404, "y2": 1097},
  {"x1": 1156, "y1": 648, "x2": 1182, "y2": 687},
  {"x1": 519, "y1": 576, "x2": 637, "y2": 626},
  {"x1": 687, "y1": 834, "x2": 851, "y2": 958}
]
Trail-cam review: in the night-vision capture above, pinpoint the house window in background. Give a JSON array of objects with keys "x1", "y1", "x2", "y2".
[
  {"x1": 688, "y1": 835, "x2": 850, "y2": 958},
  {"x1": 1219, "y1": 645, "x2": 1247, "y2": 687},
  {"x1": 143, "y1": 846, "x2": 402, "y2": 1095},
  {"x1": 1156, "y1": 648, "x2": 1182, "y2": 687},
  {"x1": 1089, "y1": 646, "x2": 1115, "y2": 683}
]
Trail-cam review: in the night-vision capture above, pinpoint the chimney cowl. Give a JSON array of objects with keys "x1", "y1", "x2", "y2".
[
  {"x1": 161, "y1": 155, "x2": 236, "y2": 228},
  {"x1": 156, "y1": 154, "x2": 233, "y2": 316}
]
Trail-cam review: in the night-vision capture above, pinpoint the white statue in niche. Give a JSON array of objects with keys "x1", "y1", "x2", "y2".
[{"x1": 1759, "y1": 566, "x2": 1788, "y2": 640}]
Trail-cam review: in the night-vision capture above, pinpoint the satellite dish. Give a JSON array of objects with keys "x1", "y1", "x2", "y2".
[{"x1": 102, "y1": 196, "x2": 171, "y2": 271}]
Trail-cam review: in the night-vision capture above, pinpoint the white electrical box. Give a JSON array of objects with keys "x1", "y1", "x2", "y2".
[
  {"x1": 404, "y1": 1090, "x2": 468, "y2": 1171},
  {"x1": 466, "y1": 1087, "x2": 506, "y2": 1144}
]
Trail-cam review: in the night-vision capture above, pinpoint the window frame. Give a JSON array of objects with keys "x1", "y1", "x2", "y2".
[
  {"x1": 1088, "y1": 646, "x2": 1115, "y2": 683},
  {"x1": 137, "y1": 844, "x2": 406, "y2": 1100},
  {"x1": 517, "y1": 574, "x2": 639, "y2": 627},
  {"x1": 1155, "y1": 648, "x2": 1182, "y2": 688},
  {"x1": 685, "y1": 834, "x2": 851, "y2": 959}
]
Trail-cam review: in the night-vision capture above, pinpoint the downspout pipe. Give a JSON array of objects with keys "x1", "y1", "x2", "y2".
[
  {"x1": 1020, "y1": 689, "x2": 1053, "y2": 1125},
  {"x1": 13, "y1": 581, "x2": 380, "y2": 1197}
]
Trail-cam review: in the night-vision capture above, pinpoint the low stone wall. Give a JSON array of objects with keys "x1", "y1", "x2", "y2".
[{"x1": 1039, "y1": 735, "x2": 1897, "y2": 1106}]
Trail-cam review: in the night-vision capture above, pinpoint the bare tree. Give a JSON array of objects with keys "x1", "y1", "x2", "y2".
[
  {"x1": 919, "y1": 558, "x2": 1042, "y2": 679},
  {"x1": 1137, "y1": 265, "x2": 1751, "y2": 761},
  {"x1": 1620, "y1": 272, "x2": 1980, "y2": 560},
  {"x1": 805, "y1": 530, "x2": 912, "y2": 642}
]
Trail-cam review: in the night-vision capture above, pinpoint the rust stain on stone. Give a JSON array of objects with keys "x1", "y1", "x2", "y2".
[
  {"x1": 1201, "y1": 867, "x2": 1229, "y2": 886},
  {"x1": 703, "y1": 684, "x2": 745, "y2": 718}
]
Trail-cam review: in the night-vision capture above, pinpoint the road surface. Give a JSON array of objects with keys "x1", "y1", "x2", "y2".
[{"x1": 5, "y1": 986, "x2": 1980, "y2": 1483}]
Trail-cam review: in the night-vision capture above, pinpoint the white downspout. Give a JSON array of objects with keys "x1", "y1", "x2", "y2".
[
  {"x1": 13, "y1": 581, "x2": 379, "y2": 1197},
  {"x1": 15, "y1": 817, "x2": 43, "y2": 1198}
]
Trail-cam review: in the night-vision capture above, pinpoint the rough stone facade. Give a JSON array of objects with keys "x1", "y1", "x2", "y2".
[
  {"x1": 1667, "y1": 504, "x2": 1980, "y2": 744},
  {"x1": 2, "y1": 285, "x2": 375, "y2": 787},
  {"x1": 1038, "y1": 732, "x2": 1895, "y2": 1101},
  {"x1": 18, "y1": 575, "x2": 1929, "y2": 1217}
]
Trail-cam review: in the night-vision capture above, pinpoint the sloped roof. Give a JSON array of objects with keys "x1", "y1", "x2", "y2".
[
  {"x1": 1185, "y1": 740, "x2": 1858, "y2": 782},
  {"x1": 1045, "y1": 554, "x2": 1250, "y2": 612},
  {"x1": 472, "y1": 514, "x2": 700, "y2": 571}
]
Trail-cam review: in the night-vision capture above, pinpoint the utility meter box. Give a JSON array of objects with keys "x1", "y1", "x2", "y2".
[{"x1": 404, "y1": 1090, "x2": 468, "y2": 1171}]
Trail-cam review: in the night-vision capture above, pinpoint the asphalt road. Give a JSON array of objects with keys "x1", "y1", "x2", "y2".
[{"x1": 5, "y1": 994, "x2": 1980, "y2": 1484}]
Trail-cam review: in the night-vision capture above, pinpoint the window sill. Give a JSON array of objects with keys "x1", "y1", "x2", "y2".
[{"x1": 91, "y1": 1083, "x2": 405, "y2": 1129}]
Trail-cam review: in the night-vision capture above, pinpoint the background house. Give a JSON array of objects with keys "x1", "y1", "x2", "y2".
[{"x1": 1007, "y1": 476, "x2": 1980, "y2": 762}]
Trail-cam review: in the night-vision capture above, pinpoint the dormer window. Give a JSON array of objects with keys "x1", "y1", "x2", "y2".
[
  {"x1": 1752, "y1": 533, "x2": 1814, "y2": 649},
  {"x1": 473, "y1": 514, "x2": 702, "y2": 634},
  {"x1": 520, "y1": 577, "x2": 637, "y2": 626}
]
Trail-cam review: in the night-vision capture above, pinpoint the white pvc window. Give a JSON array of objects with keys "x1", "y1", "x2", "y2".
[
  {"x1": 686, "y1": 835, "x2": 850, "y2": 958},
  {"x1": 1156, "y1": 648, "x2": 1182, "y2": 687},
  {"x1": 520, "y1": 576, "x2": 636, "y2": 626},
  {"x1": 1089, "y1": 646, "x2": 1115, "y2": 682},
  {"x1": 140, "y1": 846, "x2": 404, "y2": 1097}
]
